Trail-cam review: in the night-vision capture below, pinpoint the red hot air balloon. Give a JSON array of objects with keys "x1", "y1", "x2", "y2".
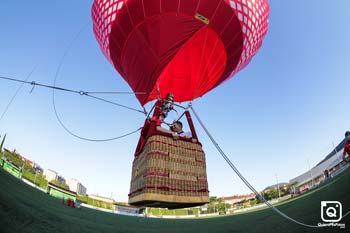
[
  {"x1": 92, "y1": 0, "x2": 269, "y2": 105},
  {"x1": 92, "y1": 0, "x2": 269, "y2": 208}
]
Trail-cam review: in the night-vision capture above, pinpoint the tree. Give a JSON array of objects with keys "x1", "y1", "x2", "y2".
[
  {"x1": 286, "y1": 181, "x2": 299, "y2": 195},
  {"x1": 249, "y1": 199, "x2": 259, "y2": 206},
  {"x1": 3, "y1": 150, "x2": 23, "y2": 168},
  {"x1": 263, "y1": 188, "x2": 279, "y2": 200},
  {"x1": 216, "y1": 198, "x2": 230, "y2": 212}
]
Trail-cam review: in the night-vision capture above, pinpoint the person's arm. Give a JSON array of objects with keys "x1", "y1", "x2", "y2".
[
  {"x1": 156, "y1": 126, "x2": 178, "y2": 138},
  {"x1": 180, "y1": 131, "x2": 197, "y2": 143}
]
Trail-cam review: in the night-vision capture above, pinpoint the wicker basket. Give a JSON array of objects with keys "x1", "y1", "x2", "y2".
[{"x1": 128, "y1": 135, "x2": 209, "y2": 208}]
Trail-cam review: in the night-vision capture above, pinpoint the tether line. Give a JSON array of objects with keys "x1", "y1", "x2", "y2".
[{"x1": 190, "y1": 105, "x2": 349, "y2": 228}]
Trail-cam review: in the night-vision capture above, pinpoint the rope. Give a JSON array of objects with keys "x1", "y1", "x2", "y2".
[
  {"x1": 51, "y1": 22, "x2": 146, "y2": 114},
  {"x1": 0, "y1": 76, "x2": 80, "y2": 95},
  {"x1": 53, "y1": 124, "x2": 142, "y2": 142},
  {"x1": 83, "y1": 94, "x2": 146, "y2": 114},
  {"x1": 1, "y1": 23, "x2": 147, "y2": 142},
  {"x1": 0, "y1": 67, "x2": 37, "y2": 123},
  {"x1": 48, "y1": 23, "x2": 148, "y2": 142},
  {"x1": 84, "y1": 91, "x2": 157, "y2": 95},
  {"x1": 0, "y1": 76, "x2": 145, "y2": 114},
  {"x1": 190, "y1": 105, "x2": 349, "y2": 228},
  {"x1": 0, "y1": 75, "x2": 144, "y2": 141}
]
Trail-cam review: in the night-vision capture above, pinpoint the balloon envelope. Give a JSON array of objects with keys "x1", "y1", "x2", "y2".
[{"x1": 92, "y1": 0, "x2": 269, "y2": 105}]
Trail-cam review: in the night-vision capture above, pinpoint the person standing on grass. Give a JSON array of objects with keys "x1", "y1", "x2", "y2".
[{"x1": 342, "y1": 131, "x2": 350, "y2": 163}]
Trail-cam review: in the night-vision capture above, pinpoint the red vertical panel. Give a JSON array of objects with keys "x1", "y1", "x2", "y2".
[
  {"x1": 161, "y1": 0, "x2": 179, "y2": 13},
  {"x1": 179, "y1": 0, "x2": 199, "y2": 16},
  {"x1": 220, "y1": 17, "x2": 242, "y2": 46},
  {"x1": 119, "y1": 31, "x2": 159, "y2": 93},
  {"x1": 109, "y1": 24, "x2": 127, "y2": 74},
  {"x1": 209, "y1": 2, "x2": 234, "y2": 34},
  {"x1": 117, "y1": 6, "x2": 134, "y2": 38},
  {"x1": 128, "y1": 0, "x2": 145, "y2": 26},
  {"x1": 196, "y1": 0, "x2": 221, "y2": 20},
  {"x1": 144, "y1": 0, "x2": 161, "y2": 18}
]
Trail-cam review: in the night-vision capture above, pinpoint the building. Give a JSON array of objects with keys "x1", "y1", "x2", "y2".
[
  {"x1": 88, "y1": 194, "x2": 115, "y2": 203},
  {"x1": 44, "y1": 169, "x2": 58, "y2": 182},
  {"x1": 44, "y1": 169, "x2": 67, "y2": 185},
  {"x1": 32, "y1": 162, "x2": 43, "y2": 174},
  {"x1": 57, "y1": 175, "x2": 66, "y2": 184},
  {"x1": 289, "y1": 139, "x2": 346, "y2": 194},
  {"x1": 66, "y1": 178, "x2": 87, "y2": 196},
  {"x1": 263, "y1": 183, "x2": 288, "y2": 193},
  {"x1": 222, "y1": 194, "x2": 256, "y2": 205}
]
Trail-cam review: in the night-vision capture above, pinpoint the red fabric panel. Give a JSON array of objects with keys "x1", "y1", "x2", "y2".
[
  {"x1": 179, "y1": 0, "x2": 199, "y2": 16},
  {"x1": 147, "y1": 27, "x2": 227, "y2": 103},
  {"x1": 110, "y1": 14, "x2": 203, "y2": 104},
  {"x1": 161, "y1": 0, "x2": 179, "y2": 12},
  {"x1": 117, "y1": 6, "x2": 133, "y2": 38},
  {"x1": 108, "y1": 25, "x2": 127, "y2": 76},
  {"x1": 197, "y1": 0, "x2": 222, "y2": 20},
  {"x1": 118, "y1": 28, "x2": 160, "y2": 91},
  {"x1": 144, "y1": 0, "x2": 161, "y2": 18},
  {"x1": 209, "y1": 1, "x2": 235, "y2": 34},
  {"x1": 128, "y1": 0, "x2": 145, "y2": 26}
]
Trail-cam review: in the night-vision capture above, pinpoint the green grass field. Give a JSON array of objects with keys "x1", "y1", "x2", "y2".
[{"x1": 0, "y1": 168, "x2": 349, "y2": 233}]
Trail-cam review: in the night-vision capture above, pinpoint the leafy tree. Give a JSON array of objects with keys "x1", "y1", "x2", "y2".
[
  {"x1": 77, "y1": 195, "x2": 115, "y2": 210},
  {"x1": 22, "y1": 170, "x2": 48, "y2": 189},
  {"x1": 207, "y1": 196, "x2": 217, "y2": 213},
  {"x1": 216, "y1": 198, "x2": 230, "y2": 212},
  {"x1": 206, "y1": 196, "x2": 230, "y2": 213},
  {"x1": 249, "y1": 199, "x2": 259, "y2": 206},
  {"x1": 286, "y1": 181, "x2": 299, "y2": 195},
  {"x1": 263, "y1": 188, "x2": 279, "y2": 200},
  {"x1": 3, "y1": 150, "x2": 23, "y2": 168}
]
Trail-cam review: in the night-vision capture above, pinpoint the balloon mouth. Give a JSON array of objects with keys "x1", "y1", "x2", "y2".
[{"x1": 147, "y1": 26, "x2": 227, "y2": 103}]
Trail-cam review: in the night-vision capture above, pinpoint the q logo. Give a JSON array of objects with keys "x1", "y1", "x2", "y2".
[{"x1": 321, "y1": 201, "x2": 342, "y2": 223}]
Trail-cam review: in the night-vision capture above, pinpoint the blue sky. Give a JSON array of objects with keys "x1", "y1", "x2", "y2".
[{"x1": 0, "y1": 1, "x2": 349, "y2": 201}]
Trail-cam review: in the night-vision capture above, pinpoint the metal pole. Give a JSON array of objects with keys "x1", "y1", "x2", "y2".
[
  {"x1": 224, "y1": 199, "x2": 226, "y2": 213},
  {"x1": 307, "y1": 159, "x2": 314, "y2": 188},
  {"x1": 34, "y1": 172, "x2": 38, "y2": 186},
  {"x1": 332, "y1": 142, "x2": 341, "y2": 163},
  {"x1": 275, "y1": 174, "x2": 281, "y2": 199}
]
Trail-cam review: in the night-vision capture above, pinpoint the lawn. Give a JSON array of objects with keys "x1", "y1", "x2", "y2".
[{"x1": 0, "y1": 167, "x2": 349, "y2": 233}]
